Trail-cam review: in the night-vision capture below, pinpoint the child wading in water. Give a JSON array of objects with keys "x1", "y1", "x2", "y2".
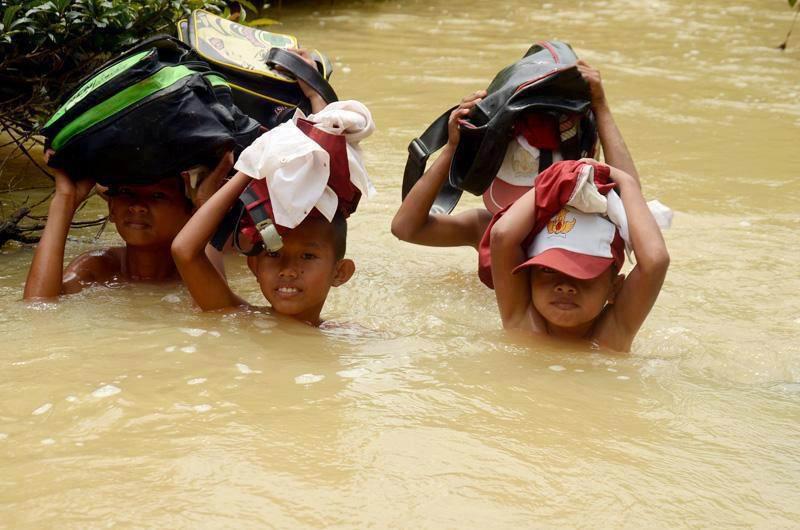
[
  {"x1": 488, "y1": 161, "x2": 669, "y2": 352},
  {"x1": 172, "y1": 55, "x2": 374, "y2": 327},
  {"x1": 23, "y1": 152, "x2": 230, "y2": 299}
]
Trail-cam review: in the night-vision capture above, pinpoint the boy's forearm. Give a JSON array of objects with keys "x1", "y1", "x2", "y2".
[
  {"x1": 307, "y1": 93, "x2": 326, "y2": 114},
  {"x1": 23, "y1": 193, "x2": 75, "y2": 299},
  {"x1": 595, "y1": 103, "x2": 640, "y2": 186},
  {"x1": 391, "y1": 145, "x2": 453, "y2": 241},
  {"x1": 490, "y1": 186, "x2": 537, "y2": 247},
  {"x1": 173, "y1": 171, "x2": 250, "y2": 262},
  {"x1": 612, "y1": 169, "x2": 669, "y2": 271}
]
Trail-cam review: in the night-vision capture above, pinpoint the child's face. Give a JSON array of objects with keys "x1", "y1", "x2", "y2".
[
  {"x1": 530, "y1": 266, "x2": 622, "y2": 330},
  {"x1": 108, "y1": 180, "x2": 191, "y2": 248},
  {"x1": 248, "y1": 218, "x2": 354, "y2": 325}
]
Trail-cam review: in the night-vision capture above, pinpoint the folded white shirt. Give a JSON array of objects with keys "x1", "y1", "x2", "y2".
[
  {"x1": 233, "y1": 100, "x2": 376, "y2": 229},
  {"x1": 566, "y1": 163, "x2": 673, "y2": 262}
]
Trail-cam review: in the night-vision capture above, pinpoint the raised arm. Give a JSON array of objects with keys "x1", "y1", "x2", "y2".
[
  {"x1": 171, "y1": 152, "x2": 247, "y2": 311},
  {"x1": 391, "y1": 90, "x2": 492, "y2": 249},
  {"x1": 577, "y1": 60, "x2": 640, "y2": 185},
  {"x1": 23, "y1": 161, "x2": 96, "y2": 299},
  {"x1": 604, "y1": 165, "x2": 669, "y2": 346},
  {"x1": 289, "y1": 48, "x2": 328, "y2": 114},
  {"x1": 489, "y1": 187, "x2": 544, "y2": 331}
]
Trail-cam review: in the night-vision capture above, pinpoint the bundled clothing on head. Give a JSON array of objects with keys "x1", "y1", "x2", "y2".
[
  {"x1": 477, "y1": 159, "x2": 631, "y2": 289},
  {"x1": 228, "y1": 100, "x2": 376, "y2": 253}
]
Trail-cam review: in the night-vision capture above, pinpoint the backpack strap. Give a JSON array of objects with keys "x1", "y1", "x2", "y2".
[
  {"x1": 210, "y1": 201, "x2": 241, "y2": 251},
  {"x1": 401, "y1": 107, "x2": 464, "y2": 215},
  {"x1": 239, "y1": 181, "x2": 283, "y2": 252},
  {"x1": 266, "y1": 48, "x2": 338, "y2": 104}
]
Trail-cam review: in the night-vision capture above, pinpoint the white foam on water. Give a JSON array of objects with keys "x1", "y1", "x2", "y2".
[
  {"x1": 574, "y1": 369, "x2": 585, "y2": 373},
  {"x1": 617, "y1": 375, "x2": 630, "y2": 381},
  {"x1": 236, "y1": 363, "x2": 262, "y2": 374},
  {"x1": 607, "y1": 367, "x2": 618, "y2": 373},
  {"x1": 337, "y1": 368, "x2": 369, "y2": 379},
  {"x1": 208, "y1": 331, "x2": 221, "y2": 338},
  {"x1": 0, "y1": 433, "x2": 8, "y2": 441},
  {"x1": 342, "y1": 66, "x2": 352, "y2": 73},
  {"x1": 91, "y1": 384, "x2": 121, "y2": 398},
  {"x1": 32, "y1": 403, "x2": 52, "y2": 416},
  {"x1": 295, "y1": 373, "x2": 325, "y2": 385},
  {"x1": 179, "y1": 328, "x2": 207, "y2": 337},
  {"x1": 253, "y1": 320, "x2": 275, "y2": 330},
  {"x1": 180, "y1": 346, "x2": 197, "y2": 353},
  {"x1": 161, "y1": 294, "x2": 181, "y2": 304},
  {"x1": 41, "y1": 438, "x2": 55, "y2": 445},
  {"x1": 193, "y1": 404, "x2": 212, "y2": 413},
  {"x1": 165, "y1": 346, "x2": 176, "y2": 353},
  {"x1": 548, "y1": 365, "x2": 566, "y2": 372},
  {"x1": 187, "y1": 378, "x2": 207, "y2": 385},
  {"x1": 739, "y1": 220, "x2": 752, "y2": 227},
  {"x1": 75, "y1": 442, "x2": 84, "y2": 447}
]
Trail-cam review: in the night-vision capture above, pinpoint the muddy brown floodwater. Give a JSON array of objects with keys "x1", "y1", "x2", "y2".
[{"x1": 1, "y1": 0, "x2": 799, "y2": 527}]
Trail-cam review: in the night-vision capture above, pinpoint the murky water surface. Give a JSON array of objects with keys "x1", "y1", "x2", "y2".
[{"x1": 2, "y1": 0, "x2": 799, "y2": 527}]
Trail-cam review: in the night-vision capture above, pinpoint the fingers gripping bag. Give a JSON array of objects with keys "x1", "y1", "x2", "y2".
[{"x1": 213, "y1": 101, "x2": 376, "y2": 254}]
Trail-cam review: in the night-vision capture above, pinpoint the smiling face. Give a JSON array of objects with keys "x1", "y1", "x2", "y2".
[
  {"x1": 530, "y1": 266, "x2": 623, "y2": 334},
  {"x1": 108, "y1": 179, "x2": 191, "y2": 248},
  {"x1": 247, "y1": 217, "x2": 354, "y2": 325}
]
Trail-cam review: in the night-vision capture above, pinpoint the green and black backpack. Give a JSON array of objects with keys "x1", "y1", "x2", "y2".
[{"x1": 41, "y1": 35, "x2": 262, "y2": 186}]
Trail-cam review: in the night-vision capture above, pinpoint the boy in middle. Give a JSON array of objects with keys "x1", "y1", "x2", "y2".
[{"x1": 172, "y1": 74, "x2": 374, "y2": 326}]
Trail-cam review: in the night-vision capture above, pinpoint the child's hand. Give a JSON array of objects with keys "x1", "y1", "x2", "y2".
[
  {"x1": 582, "y1": 158, "x2": 635, "y2": 186},
  {"x1": 447, "y1": 90, "x2": 487, "y2": 148},
  {"x1": 44, "y1": 149, "x2": 95, "y2": 211},
  {"x1": 285, "y1": 48, "x2": 322, "y2": 101},
  {"x1": 188, "y1": 150, "x2": 234, "y2": 209},
  {"x1": 576, "y1": 60, "x2": 607, "y2": 109}
]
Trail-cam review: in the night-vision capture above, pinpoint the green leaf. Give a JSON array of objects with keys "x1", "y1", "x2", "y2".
[
  {"x1": 3, "y1": 5, "x2": 22, "y2": 29},
  {"x1": 249, "y1": 17, "x2": 280, "y2": 26},
  {"x1": 791, "y1": 0, "x2": 798, "y2": 7},
  {"x1": 237, "y1": 0, "x2": 258, "y2": 13}
]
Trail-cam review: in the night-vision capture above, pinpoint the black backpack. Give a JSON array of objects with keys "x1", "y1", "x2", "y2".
[
  {"x1": 402, "y1": 41, "x2": 597, "y2": 214},
  {"x1": 41, "y1": 36, "x2": 263, "y2": 186}
]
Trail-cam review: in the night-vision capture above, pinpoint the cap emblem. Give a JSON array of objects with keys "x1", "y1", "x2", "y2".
[{"x1": 547, "y1": 208, "x2": 576, "y2": 236}]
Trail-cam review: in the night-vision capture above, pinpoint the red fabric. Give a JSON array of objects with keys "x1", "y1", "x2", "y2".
[
  {"x1": 239, "y1": 120, "x2": 361, "y2": 245},
  {"x1": 477, "y1": 160, "x2": 614, "y2": 289},
  {"x1": 514, "y1": 113, "x2": 560, "y2": 150}
]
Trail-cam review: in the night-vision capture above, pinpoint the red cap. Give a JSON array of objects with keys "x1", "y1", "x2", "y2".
[{"x1": 513, "y1": 208, "x2": 625, "y2": 279}]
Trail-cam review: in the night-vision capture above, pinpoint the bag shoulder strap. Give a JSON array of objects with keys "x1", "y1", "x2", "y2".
[
  {"x1": 266, "y1": 48, "x2": 338, "y2": 104},
  {"x1": 401, "y1": 107, "x2": 463, "y2": 214}
]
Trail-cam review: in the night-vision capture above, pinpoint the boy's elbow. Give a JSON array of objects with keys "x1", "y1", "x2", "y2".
[
  {"x1": 489, "y1": 222, "x2": 515, "y2": 250},
  {"x1": 170, "y1": 236, "x2": 193, "y2": 265},
  {"x1": 640, "y1": 247, "x2": 670, "y2": 276},
  {"x1": 390, "y1": 217, "x2": 413, "y2": 242}
]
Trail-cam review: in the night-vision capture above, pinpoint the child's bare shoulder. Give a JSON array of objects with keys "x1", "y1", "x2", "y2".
[
  {"x1": 63, "y1": 247, "x2": 123, "y2": 288},
  {"x1": 589, "y1": 307, "x2": 634, "y2": 353}
]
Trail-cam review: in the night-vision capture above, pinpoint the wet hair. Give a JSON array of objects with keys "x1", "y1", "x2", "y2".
[{"x1": 331, "y1": 211, "x2": 347, "y2": 260}]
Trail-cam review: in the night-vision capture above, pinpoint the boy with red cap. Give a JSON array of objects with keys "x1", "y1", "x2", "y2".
[{"x1": 488, "y1": 160, "x2": 669, "y2": 352}]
